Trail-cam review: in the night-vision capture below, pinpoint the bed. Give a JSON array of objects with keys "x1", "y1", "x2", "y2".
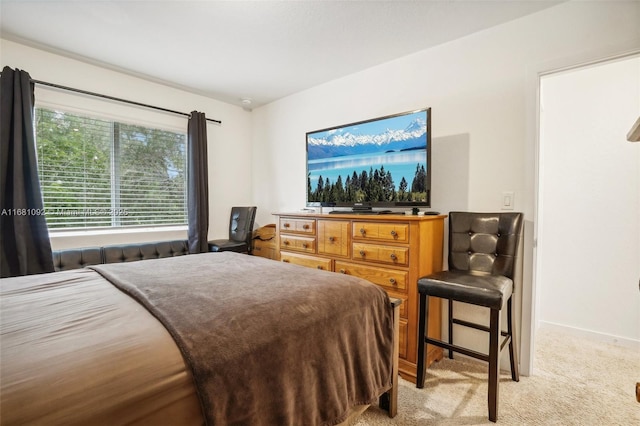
[{"x1": 0, "y1": 251, "x2": 398, "y2": 425}]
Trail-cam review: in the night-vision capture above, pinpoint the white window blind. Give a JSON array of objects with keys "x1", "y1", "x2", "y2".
[{"x1": 35, "y1": 108, "x2": 187, "y2": 229}]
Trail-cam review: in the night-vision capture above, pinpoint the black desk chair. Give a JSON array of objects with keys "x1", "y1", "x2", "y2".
[
  {"x1": 208, "y1": 206, "x2": 257, "y2": 254},
  {"x1": 416, "y1": 211, "x2": 524, "y2": 422}
]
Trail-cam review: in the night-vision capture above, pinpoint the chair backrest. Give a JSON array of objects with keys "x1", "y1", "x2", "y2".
[
  {"x1": 448, "y1": 212, "x2": 523, "y2": 279},
  {"x1": 229, "y1": 206, "x2": 257, "y2": 248}
]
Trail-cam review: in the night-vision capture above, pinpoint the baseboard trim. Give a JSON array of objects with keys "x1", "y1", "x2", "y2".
[{"x1": 538, "y1": 321, "x2": 640, "y2": 350}]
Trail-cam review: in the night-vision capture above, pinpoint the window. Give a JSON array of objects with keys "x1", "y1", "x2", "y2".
[{"x1": 35, "y1": 108, "x2": 187, "y2": 229}]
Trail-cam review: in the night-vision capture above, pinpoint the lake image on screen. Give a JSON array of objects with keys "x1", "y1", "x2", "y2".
[
  {"x1": 308, "y1": 150, "x2": 426, "y2": 191},
  {"x1": 306, "y1": 110, "x2": 428, "y2": 203}
]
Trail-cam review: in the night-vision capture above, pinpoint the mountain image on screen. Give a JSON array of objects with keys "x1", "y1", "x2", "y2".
[
  {"x1": 307, "y1": 117, "x2": 426, "y2": 160},
  {"x1": 306, "y1": 109, "x2": 430, "y2": 206}
]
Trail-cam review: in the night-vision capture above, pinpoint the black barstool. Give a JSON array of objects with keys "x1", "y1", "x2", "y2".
[{"x1": 416, "y1": 211, "x2": 524, "y2": 422}]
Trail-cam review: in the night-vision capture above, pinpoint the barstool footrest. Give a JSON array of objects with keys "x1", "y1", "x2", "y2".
[
  {"x1": 452, "y1": 318, "x2": 490, "y2": 332},
  {"x1": 425, "y1": 333, "x2": 512, "y2": 363},
  {"x1": 425, "y1": 337, "x2": 489, "y2": 362}
]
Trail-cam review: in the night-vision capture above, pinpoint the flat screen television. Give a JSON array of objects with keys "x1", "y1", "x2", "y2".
[{"x1": 306, "y1": 107, "x2": 431, "y2": 211}]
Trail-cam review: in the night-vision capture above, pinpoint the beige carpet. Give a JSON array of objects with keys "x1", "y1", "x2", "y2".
[{"x1": 354, "y1": 328, "x2": 639, "y2": 425}]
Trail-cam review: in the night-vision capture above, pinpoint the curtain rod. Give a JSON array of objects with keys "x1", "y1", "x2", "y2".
[{"x1": 30, "y1": 78, "x2": 222, "y2": 125}]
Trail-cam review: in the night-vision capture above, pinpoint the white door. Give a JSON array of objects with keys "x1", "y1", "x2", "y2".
[{"x1": 537, "y1": 56, "x2": 640, "y2": 346}]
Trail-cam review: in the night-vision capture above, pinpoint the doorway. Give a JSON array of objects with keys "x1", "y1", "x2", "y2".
[{"x1": 535, "y1": 55, "x2": 640, "y2": 364}]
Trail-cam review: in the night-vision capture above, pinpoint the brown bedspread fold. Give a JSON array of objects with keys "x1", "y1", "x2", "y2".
[{"x1": 90, "y1": 252, "x2": 393, "y2": 426}]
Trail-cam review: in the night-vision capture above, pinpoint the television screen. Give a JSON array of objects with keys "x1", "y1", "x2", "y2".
[{"x1": 306, "y1": 108, "x2": 431, "y2": 209}]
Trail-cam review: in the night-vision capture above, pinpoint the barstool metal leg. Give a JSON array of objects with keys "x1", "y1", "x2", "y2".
[
  {"x1": 448, "y1": 299, "x2": 454, "y2": 359},
  {"x1": 507, "y1": 296, "x2": 520, "y2": 382},
  {"x1": 416, "y1": 292, "x2": 429, "y2": 388},
  {"x1": 488, "y1": 308, "x2": 501, "y2": 423}
]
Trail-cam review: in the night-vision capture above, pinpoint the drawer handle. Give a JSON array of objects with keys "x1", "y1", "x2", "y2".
[
  {"x1": 283, "y1": 240, "x2": 290, "y2": 246},
  {"x1": 316, "y1": 265, "x2": 323, "y2": 270},
  {"x1": 339, "y1": 269, "x2": 346, "y2": 274},
  {"x1": 359, "y1": 228, "x2": 366, "y2": 235},
  {"x1": 282, "y1": 259, "x2": 290, "y2": 263},
  {"x1": 390, "y1": 253, "x2": 397, "y2": 260},
  {"x1": 359, "y1": 250, "x2": 366, "y2": 257},
  {"x1": 389, "y1": 278, "x2": 397, "y2": 285},
  {"x1": 390, "y1": 230, "x2": 397, "y2": 237},
  {"x1": 328, "y1": 236, "x2": 335, "y2": 243},
  {"x1": 302, "y1": 243, "x2": 308, "y2": 249},
  {"x1": 303, "y1": 224, "x2": 310, "y2": 230},
  {"x1": 283, "y1": 223, "x2": 290, "y2": 228}
]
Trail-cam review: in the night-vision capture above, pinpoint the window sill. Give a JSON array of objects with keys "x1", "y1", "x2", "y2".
[
  {"x1": 49, "y1": 226, "x2": 189, "y2": 250},
  {"x1": 49, "y1": 225, "x2": 187, "y2": 238}
]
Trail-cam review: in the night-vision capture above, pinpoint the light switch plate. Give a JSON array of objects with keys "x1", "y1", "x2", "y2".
[{"x1": 502, "y1": 191, "x2": 515, "y2": 210}]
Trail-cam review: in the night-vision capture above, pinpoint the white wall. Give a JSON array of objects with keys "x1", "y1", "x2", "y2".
[
  {"x1": 252, "y1": 1, "x2": 639, "y2": 221},
  {"x1": 1, "y1": 39, "x2": 254, "y2": 249},
  {"x1": 538, "y1": 56, "x2": 640, "y2": 346},
  {"x1": 251, "y1": 1, "x2": 640, "y2": 372}
]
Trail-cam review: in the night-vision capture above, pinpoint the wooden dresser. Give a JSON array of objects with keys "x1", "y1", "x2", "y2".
[{"x1": 274, "y1": 212, "x2": 445, "y2": 382}]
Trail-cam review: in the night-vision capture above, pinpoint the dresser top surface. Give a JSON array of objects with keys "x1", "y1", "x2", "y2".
[{"x1": 274, "y1": 212, "x2": 447, "y2": 221}]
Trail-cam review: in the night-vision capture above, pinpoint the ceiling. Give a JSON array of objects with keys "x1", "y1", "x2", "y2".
[{"x1": 0, "y1": 1, "x2": 564, "y2": 109}]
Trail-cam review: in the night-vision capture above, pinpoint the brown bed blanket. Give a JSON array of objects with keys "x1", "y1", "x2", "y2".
[
  {"x1": 0, "y1": 269, "x2": 203, "y2": 425},
  {"x1": 90, "y1": 252, "x2": 394, "y2": 426}
]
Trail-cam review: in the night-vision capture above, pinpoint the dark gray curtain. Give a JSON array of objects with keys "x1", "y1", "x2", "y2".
[
  {"x1": 187, "y1": 111, "x2": 209, "y2": 254},
  {"x1": 0, "y1": 66, "x2": 54, "y2": 277}
]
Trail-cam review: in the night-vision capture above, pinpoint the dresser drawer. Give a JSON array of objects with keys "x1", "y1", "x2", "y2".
[
  {"x1": 279, "y1": 218, "x2": 316, "y2": 235},
  {"x1": 335, "y1": 261, "x2": 408, "y2": 293},
  {"x1": 280, "y1": 235, "x2": 316, "y2": 254},
  {"x1": 353, "y1": 221, "x2": 409, "y2": 243},
  {"x1": 280, "y1": 251, "x2": 332, "y2": 271},
  {"x1": 253, "y1": 237, "x2": 275, "y2": 251},
  {"x1": 398, "y1": 320, "x2": 408, "y2": 359},
  {"x1": 317, "y1": 220, "x2": 350, "y2": 257},
  {"x1": 252, "y1": 243, "x2": 277, "y2": 260},
  {"x1": 352, "y1": 243, "x2": 409, "y2": 266}
]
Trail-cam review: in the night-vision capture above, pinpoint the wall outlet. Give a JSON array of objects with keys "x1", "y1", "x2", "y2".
[{"x1": 502, "y1": 191, "x2": 515, "y2": 210}]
